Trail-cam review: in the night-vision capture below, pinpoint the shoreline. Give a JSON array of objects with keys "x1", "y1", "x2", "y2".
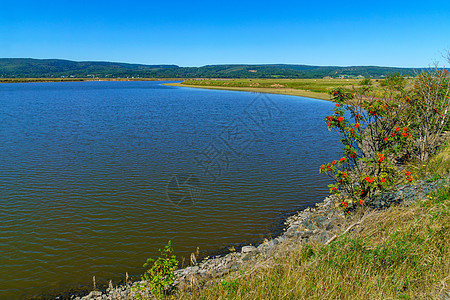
[
  {"x1": 72, "y1": 194, "x2": 342, "y2": 299},
  {"x1": 0, "y1": 78, "x2": 329, "y2": 100},
  {"x1": 164, "y1": 82, "x2": 329, "y2": 100},
  {"x1": 42, "y1": 201, "x2": 312, "y2": 299}
]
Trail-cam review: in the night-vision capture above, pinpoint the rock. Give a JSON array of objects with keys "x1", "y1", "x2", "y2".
[
  {"x1": 276, "y1": 236, "x2": 286, "y2": 243},
  {"x1": 258, "y1": 238, "x2": 279, "y2": 252},
  {"x1": 88, "y1": 291, "x2": 102, "y2": 298},
  {"x1": 370, "y1": 176, "x2": 448, "y2": 209},
  {"x1": 287, "y1": 225, "x2": 299, "y2": 232},
  {"x1": 266, "y1": 239, "x2": 278, "y2": 247},
  {"x1": 240, "y1": 253, "x2": 251, "y2": 261},
  {"x1": 241, "y1": 246, "x2": 257, "y2": 253}
]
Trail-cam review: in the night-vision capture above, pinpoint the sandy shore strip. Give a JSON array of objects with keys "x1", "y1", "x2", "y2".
[{"x1": 164, "y1": 82, "x2": 330, "y2": 100}]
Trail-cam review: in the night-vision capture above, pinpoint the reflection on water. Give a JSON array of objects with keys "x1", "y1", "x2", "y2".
[{"x1": 0, "y1": 81, "x2": 340, "y2": 298}]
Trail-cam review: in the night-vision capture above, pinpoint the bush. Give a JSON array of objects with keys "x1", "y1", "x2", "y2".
[
  {"x1": 320, "y1": 81, "x2": 413, "y2": 211},
  {"x1": 321, "y1": 53, "x2": 450, "y2": 209},
  {"x1": 135, "y1": 241, "x2": 179, "y2": 299},
  {"x1": 406, "y1": 68, "x2": 450, "y2": 161}
]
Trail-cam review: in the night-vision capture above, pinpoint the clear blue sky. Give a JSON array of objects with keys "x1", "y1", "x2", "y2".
[{"x1": 1, "y1": 0, "x2": 449, "y2": 67}]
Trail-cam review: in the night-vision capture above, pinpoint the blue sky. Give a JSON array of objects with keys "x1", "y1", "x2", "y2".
[{"x1": 1, "y1": 0, "x2": 449, "y2": 67}]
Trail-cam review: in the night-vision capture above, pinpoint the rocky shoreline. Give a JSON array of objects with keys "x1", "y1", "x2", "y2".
[{"x1": 73, "y1": 175, "x2": 448, "y2": 300}]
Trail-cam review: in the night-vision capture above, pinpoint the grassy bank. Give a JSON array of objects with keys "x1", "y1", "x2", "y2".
[
  {"x1": 166, "y1": 78, "x2": 388, "y2": 100},
  {"x1": 191, "y1": 186, "x2": 448, "y2": 299},
  {"x1": 175, "y1": 142, "x2": 449, "y2": 299},
  {"x1": 177, "y1": 193, "x2": 449, "y2": 299}
]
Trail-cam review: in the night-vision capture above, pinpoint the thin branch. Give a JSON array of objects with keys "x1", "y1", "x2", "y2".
[{"x1": 325, "y1": 213, "x2": 370, "y2": 245}]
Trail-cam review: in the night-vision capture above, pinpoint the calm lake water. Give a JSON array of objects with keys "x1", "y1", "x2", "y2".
[{"x1": 0, "y1": 81, "x2": 340, "y2": 298}]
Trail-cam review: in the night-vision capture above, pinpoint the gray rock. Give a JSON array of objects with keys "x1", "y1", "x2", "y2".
[
  {"x1": 370, "y1": 177, "x2": 448, "y2": 209},
  {"x1": 287, "y1": 225, "x2": 299, "y2": 232},
  {"x1": 87, "y1": 291, "x2": 102, "y2": 298},
  {"x1": 240, "y1": 253, "x2": 251, "y2": 261},
  {"x1": 276, "y1": 236, "x2": 286, "y2": 243},
  {"x1": 266, "y1": 239, "x2": 278, "y2": 247},
  {"x1": 241, "y1": 245, "x2": 257, "y2": 253},
  {"x1": 258, "y1": 239, "x2": 279, "y2": 252}
]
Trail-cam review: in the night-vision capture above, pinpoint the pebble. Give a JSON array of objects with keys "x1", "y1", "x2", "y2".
[{"x1": 241, "y1": 246, "x2": 257, "y2": 253}]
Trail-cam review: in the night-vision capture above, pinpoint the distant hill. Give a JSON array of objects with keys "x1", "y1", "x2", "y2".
[
  {"x1": 0, "y1": 58, "x2": 421, "y2": 79},
  {"x1": 0, "y1": 58, "x2": 178, "y2": 78}
]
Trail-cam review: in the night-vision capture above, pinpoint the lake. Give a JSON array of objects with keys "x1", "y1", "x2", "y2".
[{"x1": 0, "y1": 81, "x2": 340, "y2": 298}]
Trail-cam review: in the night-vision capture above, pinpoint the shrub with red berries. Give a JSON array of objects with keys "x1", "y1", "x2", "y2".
[{"x1": 321, "y1": 79, "x2": 416, "y2": 213}]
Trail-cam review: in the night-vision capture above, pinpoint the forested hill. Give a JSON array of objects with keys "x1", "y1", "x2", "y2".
[{"x1": 0, "y1": 58, "x2": 420, "y2": 79}]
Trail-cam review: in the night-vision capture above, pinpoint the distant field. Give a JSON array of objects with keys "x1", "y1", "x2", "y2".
[{"x1": 168, "y1": 78, "x2": 386, "y2": 100}]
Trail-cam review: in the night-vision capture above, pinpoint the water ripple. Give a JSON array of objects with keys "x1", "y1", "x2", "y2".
[{"x1": 0, "y1": 81, "x2": 340, "y2": 299}]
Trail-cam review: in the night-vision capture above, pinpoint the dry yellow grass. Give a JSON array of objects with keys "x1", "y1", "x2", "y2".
[{"x1": 165, "y1": 83, "x2": 331, "y2": 100}]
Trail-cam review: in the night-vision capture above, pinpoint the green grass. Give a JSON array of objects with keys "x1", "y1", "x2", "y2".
[
  {"x1": 425, "y1": 141, "x2": 450, "y2": 176},
  {"x1": 168, "y1": 78, "x2": 392, "y2": 100},
  {"x1": 411, "y1": 140, "x2": 450, "y2": 181},
  {"x1": 181, "y1": 78, "x2": 364, "y2": 93}
]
